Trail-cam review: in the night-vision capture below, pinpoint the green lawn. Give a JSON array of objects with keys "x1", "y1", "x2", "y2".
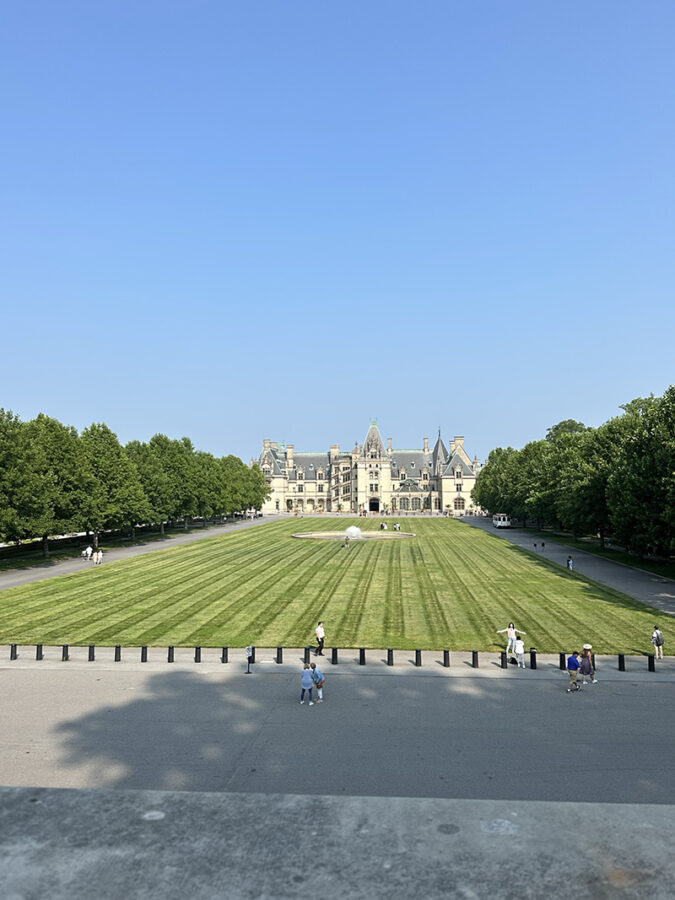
[{"x1": 0, "y1": 518, "x2": 666, "y2": 653}]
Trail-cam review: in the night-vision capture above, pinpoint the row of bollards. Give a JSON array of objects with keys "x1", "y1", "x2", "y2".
[{"x1": 4, "y1": 644, "x2": 663, "y2": 670}]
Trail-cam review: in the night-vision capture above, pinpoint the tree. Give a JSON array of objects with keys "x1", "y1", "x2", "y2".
[
  {"x1": 148, "y1": 434, "x2": 199, "y2": 528},
  {"x1": 607, "y1": 390, "x2": 675, "y2": 556},
  {"x1": 80, "y1": 423, "x2": 150, "y2": 548},
  {"x1": 545, "y1": 419, "x2": 588, "y2": 443},
  {"x1": 23, "y1": 414, "x2": 90, "y2": 556},
  {"x1": 126, "y1": 439, "x2": 174, "y2": 535},
  {"x1": 0, "y1": 409, "x2": 34, "y2": 544}
]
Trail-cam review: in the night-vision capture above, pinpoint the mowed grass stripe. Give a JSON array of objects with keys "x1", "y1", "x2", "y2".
[{"x1": 0, "y1": 518, "x2": 669, "y2": 651}]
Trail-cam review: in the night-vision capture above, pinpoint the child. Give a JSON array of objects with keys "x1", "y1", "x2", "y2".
[
  {"x1": 497, "y1": 622, "x2": 526, "y2": 655},
  {"x1": 514, "y1": 636, "x2": 526, "y2": 668},
  {"x1": 567, "y1": 651, "x2": 581, "y2": 692}
]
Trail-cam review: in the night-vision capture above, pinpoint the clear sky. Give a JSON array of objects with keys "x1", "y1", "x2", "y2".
[{"x1": 2, "y1": 1, "x2": 673, "y2": 464}]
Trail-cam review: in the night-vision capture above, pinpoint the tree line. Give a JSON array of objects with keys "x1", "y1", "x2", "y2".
[
  {"x1": 471, "y1": 386, "x2": 675, "y2": 557},
  {"x1": 0, "y1": 411, "x2": 269, "y2": 554}
]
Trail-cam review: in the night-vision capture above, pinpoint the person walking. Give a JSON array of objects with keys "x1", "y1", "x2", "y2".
[
  {"x1": 579, "y1": 645, "x2": 597, "y2": 684},
  {"x1": 85, "y1": 545, "x2": 93, "y2": 561},
  {"x1": 310, "y1": 662, "x2": 325, "y2": 702},
  {"x1": 300, "y1": 664, "x2": 314, "y2": 705},
  {"x1": 514, "y1": 635, "x2": 526, "y2": 668},
  {"x1": 497, "y1": 622, "x2": 526, "y2": 655},
  {"x1": 651, "y1": 625, "x2": 664, "y2": 660},
  {"x1": 315, "y1": 621, "x2": 325, "y2": 656},
  {"x1": 566, "y1": 555, "x2": 574, "y2": 571},
  {"x1": 567, "y1": 651, "x2": 582, "y2": 692},
  {"x1": 96, "y1": 549, "x2": 103, "y2": 565},
  {"x1": 533, "y1": 542, "x2": 537, "y2": 551}
]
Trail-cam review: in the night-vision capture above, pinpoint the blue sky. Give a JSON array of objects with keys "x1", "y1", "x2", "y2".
[{"x1": 2, "y1": 1, "x2": 673, "y2": 463}]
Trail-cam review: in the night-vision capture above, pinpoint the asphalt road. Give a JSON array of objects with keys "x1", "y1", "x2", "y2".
[{"x1": 1, "y1": 657, "x2": 673, "y2": 804}]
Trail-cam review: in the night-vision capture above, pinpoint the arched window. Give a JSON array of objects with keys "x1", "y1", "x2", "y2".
[
  {"x1": 412, "y1": 497, "x2": 421, "y2": 510},
  {"x1": 454, "y1": 498, "x2": 465, "y2": 511},
  {"x1": 400, "y1": 498, "x2": 409, "y2": 511}
]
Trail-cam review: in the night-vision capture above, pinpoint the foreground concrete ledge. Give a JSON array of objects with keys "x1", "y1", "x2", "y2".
[{"x1": 0, "y1": 787, "x2": 673, "y2": 899}]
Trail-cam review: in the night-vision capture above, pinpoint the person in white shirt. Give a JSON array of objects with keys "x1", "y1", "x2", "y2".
[
  {"x1": 315, "y1": 621, "x2": 325, "y2": 656},
  {"x1": 514, "y1": 636, "x2": 526, "y2": 668}
]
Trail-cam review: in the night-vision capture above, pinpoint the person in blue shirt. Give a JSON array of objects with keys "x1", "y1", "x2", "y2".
[
  {"x1": 310, "y1": 662, "x2": 325, "y2": 702},
  {"x1": 300, "y1": 664, "x2": 314, "y2": 705},
  {"x1": 567, "y1": 651, "x2": 581, "y2": 692}
]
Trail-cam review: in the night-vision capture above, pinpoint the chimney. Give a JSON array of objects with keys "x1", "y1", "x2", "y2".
[
  {"x1": 263, "y1": 439, "x2": 271, "y2": 452},
  {"x1": 454, "y1": 436, "x2": 464, "y2": 453},
  {"x1": 330, "y1": 444, "x2": 340, "y2": 460},
  {"x1": 286, "y1": 444, "x2": 294, "y2": 468},
  {"x1": 387, "y1": 438, "x2": 392, "y2": 453},
  {"x1": 423, "y1": 437, "x2": 429, "y2": 453}
]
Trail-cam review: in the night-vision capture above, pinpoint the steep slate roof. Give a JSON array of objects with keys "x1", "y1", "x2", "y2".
[
  {"x1": 361, "y1": 423, "x2": 386, "y2": 457},
  {"x1": 394, "y1": 478, "x2": 425, "y2": 493},
  {"x1": 293, "y1": 452, "x2": 330, "y2": 481},
  {"x1": 260, "y1": 448, "x2": 286, "y2": 476},
  {"x1": 442, "y1": 451, "x2": 474, "y2": 477},
  {"x1": 390, "y1": 450, "x2": 433, "y2": 477},
  {"x1": 432, "y1": 433, "x2": 449, "y2": 474}
]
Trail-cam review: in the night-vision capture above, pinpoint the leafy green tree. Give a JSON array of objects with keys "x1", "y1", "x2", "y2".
[
  {"x1": 80, "y1": 423, "x2": 150, "y2": 548},
  {"x1": 23, "y1": 414, "x2": 90, "y2": 556},
  {"x1": 126, "y1": 439, "x2": 174, "y2": 535},
  {"x1": 148, "y1": 434, "x2": 199, "y2": 529},
  {"x1": 0, "y1": 409, "x2": 34, "y2": 544},
  {"x1": 545, "y1": 419, "x2": 588, "y2": 443},
  {"x1": 608, "y1": 390, "x2": 675, "y2": 556}
]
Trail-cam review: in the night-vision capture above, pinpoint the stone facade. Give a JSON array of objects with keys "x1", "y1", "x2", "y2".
[{"x1": 253, "y1": 424, "x2": 482, "y2": 516}]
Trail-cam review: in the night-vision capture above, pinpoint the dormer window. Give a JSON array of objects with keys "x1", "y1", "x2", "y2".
[
  {"x1": 318, "y1": 472, "x2": 324, "y2": 481},
  {"x1": 455, "y1": 469, "x2": 462, "y2": 479},
  {"x1": 298, "y1": 471, "x2": 304, "y2": 480}
]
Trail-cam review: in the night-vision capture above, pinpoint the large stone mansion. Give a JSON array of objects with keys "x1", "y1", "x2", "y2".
[{"x1": 253, "y1": 423, "x2": 482, "y2": 515}]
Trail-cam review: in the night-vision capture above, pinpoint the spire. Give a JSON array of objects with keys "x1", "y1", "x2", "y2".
[{"x1": 361, "y1": 422, "x2": 386, "y2": 457}]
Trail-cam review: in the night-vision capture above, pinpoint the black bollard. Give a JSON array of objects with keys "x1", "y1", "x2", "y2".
[
  {"x1": 331, "y1": 646, "x2": 338, "y2": 665},
  {"x1": 303, "y1": 646, "x2": 311, "y2": 664},
  {"x1": 387, "y1": 648, "x2": 394, "y2": 666},
  {"x1": 359, "y1": 648, "x2": 366, "y2": 666},
  {"x1": 415, "y1": 649, "x2": 422, "y2": 667},
  {"x1": 10, "y1": 643, "x2": 17, "y2": 661},
  {"x1": 648, "y1": 654, "x2": 655, "y2": 672},
  {"x1": 618, "y1": 653, "x2": 625, "y2": 671},
  {"x1": 62, "y1": 644, "x2": 69, "y2": 662},
  {"x1": 529, "y1": 648, "x2": 537, "y2": 670},
  {"x1": 194, "y1": 646, "x2": 201, "y2": 663},
  {"x1": 114, "y1": 644, "x2": 121, "y2": 662},
  {"x1": 276, "y1": 646, "x2": 283, "y2": 664},
  {"x1": 141, "y1": 645, "x2": 148, "y2": 663},
  {"x1": 36, "y1": 643, "x2": 43, "y2": 661},
  {"x1": 168, "y1": 646, "x2": 174, "y2": 663},
  {"x1": 500, "y1": 651, "x2": 507, "y2": 669},
  {"x1": 443, "y1": 649, "x2": 450, "y2": 668},
  {"x1": 250, "y1": 646, "x2": 256, "y2": 664},
  {"x1": 472, "y1": 650, "x2": 479, "y2": 668},
  {"x1": 221, "y1": 646, "x2": 228, "y2": 664},
  {"x1": 591, "y1": 653, "x2": 596, "y2": 671},
  {"x1": 88, "y1": 644, "x2": 95, "y2": 662},
  {"x1": 559, "y1": 652, "x2": 566, "y2": 670}
]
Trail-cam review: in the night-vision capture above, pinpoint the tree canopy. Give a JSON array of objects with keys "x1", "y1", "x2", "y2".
[
  {"x1": 0, "y1": 412, "x2": 270, "y2": 551},
  {"x1": 472, "y1": 388, "x2": 675, "y2": 556}
]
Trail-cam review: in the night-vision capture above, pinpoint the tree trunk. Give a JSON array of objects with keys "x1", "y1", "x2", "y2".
[
  {"x1": 184, "y1": 518, "x2": 188, "y2": 531},
  {"x1": 93, "y1": 532, "x2": 99, "y2": 550},
  {"x1": 42, "y1": 534, "x2": 49, "y2": 558},
  {"x1": 160, "y1": 522, "x2": 165, "y2": 536},
  {"x1": 131, "y1": 525, "x2": 136, "y2": 540},
  {"x1": 599, "y1": 529, "x2": 605, "y2": 550}
]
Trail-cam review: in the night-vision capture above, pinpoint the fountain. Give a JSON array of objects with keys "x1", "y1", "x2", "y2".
[{"x1": 345, "y1": 526, "x2": 363, "y2": 540}]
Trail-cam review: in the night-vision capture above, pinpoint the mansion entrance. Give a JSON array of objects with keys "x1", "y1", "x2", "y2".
[{"x1": 369, "y1": 498, "x2": 380, "y2": 512}]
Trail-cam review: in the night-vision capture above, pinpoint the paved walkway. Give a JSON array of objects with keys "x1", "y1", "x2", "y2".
[
  {"x1": 464, "y1": 516, "x2": 675, "y2": 616},
  {"x1": 0, "y1": 515, "x2": 285, "y2": 591}
]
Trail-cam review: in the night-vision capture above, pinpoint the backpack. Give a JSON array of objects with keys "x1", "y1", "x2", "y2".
[{"x1": 654, "y1": 630, "x2": 664, "y2": 647}]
